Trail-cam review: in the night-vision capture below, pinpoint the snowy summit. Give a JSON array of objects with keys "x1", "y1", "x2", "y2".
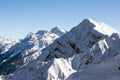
[{"x1": 0, "y1": 18, "x2": 120, "y2": 80}]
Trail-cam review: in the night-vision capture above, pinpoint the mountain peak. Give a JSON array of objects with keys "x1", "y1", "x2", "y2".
[
  {"x1": 51, "y1": 26, "x2": 59, "y2": 30},
  {"x1": 50, "y1": 27, "x2": 67, "y2": 36},
  {"x1": 76, "y1": 18, "x2": 119, "y2": 36},
  {"x1": 50, "y1": 27, "x2": 62, "y2": 33},
  {"x1": 1, "y1": 19, "x2": 120, "y2": 80},
  {"x1": 83, "y1": 18, "x2": 94, "y2": 23},
  {"x1": 37, "y1": 30, "x2": 48, "y2": 35},
  {"x1": 78, "y1": 18, "x2": 98, "y2": 27},
  {"x1": 0, "y1": 36, "x2": 13, "y2": 44}
]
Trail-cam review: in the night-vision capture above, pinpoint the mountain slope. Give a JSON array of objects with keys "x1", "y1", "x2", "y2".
[
  {"x1": 0, "y1": 19, "x2": 120, "y2": 80},
  {"x1": 0, "y1": 27, "x2": 66, "y2": 75},
  {"x1": 0, "y1": 37, "x2": 14, "y2": 52},
  {"x1": 0, "y1": 38, "x2": 19, "y2": 60},
  {"x1": 67, "y1": 48, "x2": 120, "y2": 80},
  {"x1": 40, "y1": 18, "x2": 119, "y2": 61}
]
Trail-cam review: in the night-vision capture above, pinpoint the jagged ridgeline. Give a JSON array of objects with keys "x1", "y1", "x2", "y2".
[{"x1": 0, "y1": 19, "x2": 120, "y2": 80}]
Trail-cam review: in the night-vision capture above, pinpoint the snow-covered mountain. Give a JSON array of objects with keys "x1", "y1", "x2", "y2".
[
  {"x1": 0, "y1": 27, "x2": 66, "y2": 76},
  {"x1": 0, "y1": 37, "x2": 17, "y2": 54},
  {"x1": 0, "y1": 37, "x2": 12, "y2": 49},
  {"x1": 0, "y1": 37, "x2": 13, "y2": 44},
  {"x1": 0, "y1": 19, "x2": 120, "y2": 80},
  {"x1": 50, "y1": 27, "x2": 68, "y2": 36},
  {"x1": 67, "y1": 52, "x2": 120, "y2": 80}
]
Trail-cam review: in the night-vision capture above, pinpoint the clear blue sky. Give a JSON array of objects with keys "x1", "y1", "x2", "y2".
[{"x1": 0, "y1": 0, "x2": 120, "y2": 39}]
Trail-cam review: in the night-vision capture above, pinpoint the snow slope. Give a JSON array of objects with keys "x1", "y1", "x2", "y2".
[
  {"x1": 0, "y1": 19, "x2": 120, "y2": 80},
  {"x1": 0, "y1": 37, "x2": 17, "y2": 54},
  {"x1": 0, "y1": 37, "x2": 13, "y2": 44},
  {"x1": 0, "y1": 37, "x2": 12, "y2": 50},
  {"x1": 0, "y1": 27, "x2": 65, "y2": 75},
  {"x1": 67, "y1": 49, "x2": 120, "y2": 80}
]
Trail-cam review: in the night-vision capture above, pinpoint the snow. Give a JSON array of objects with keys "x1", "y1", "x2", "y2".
[
  {"x1": 0, "y1": 18, "x2": 120, "y2": 80},
  {"x1": 0, "y1": 37, "x2": 13, "y2": 44},
  {"x1": 0, "y1": 27, "x2": 66, "y2": 76},
  {"x1": 0, "y1": 36, "x2": 14, "y2": 52},
  {"x1": 67, "y1": 53, "x2": 120, "y2": 80},
  {"x1": 0, "y1": 36, "x2": 18, "y2": 54},
  {"x1": 50, "y1": 27, "x2": 67, "y2": 36}
]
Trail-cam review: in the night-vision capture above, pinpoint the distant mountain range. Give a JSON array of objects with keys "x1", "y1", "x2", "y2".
[{"x1": 0, "y1": 18, "x2": 120, "y2": 80}]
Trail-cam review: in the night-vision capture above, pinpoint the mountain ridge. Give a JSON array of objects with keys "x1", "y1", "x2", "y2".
[
  {"x1": 0, "y1": 19, "x2": 120, "y2": 80},
  {"x1": 0, "y1": 27, "x2": 66, "y2": 76}
]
